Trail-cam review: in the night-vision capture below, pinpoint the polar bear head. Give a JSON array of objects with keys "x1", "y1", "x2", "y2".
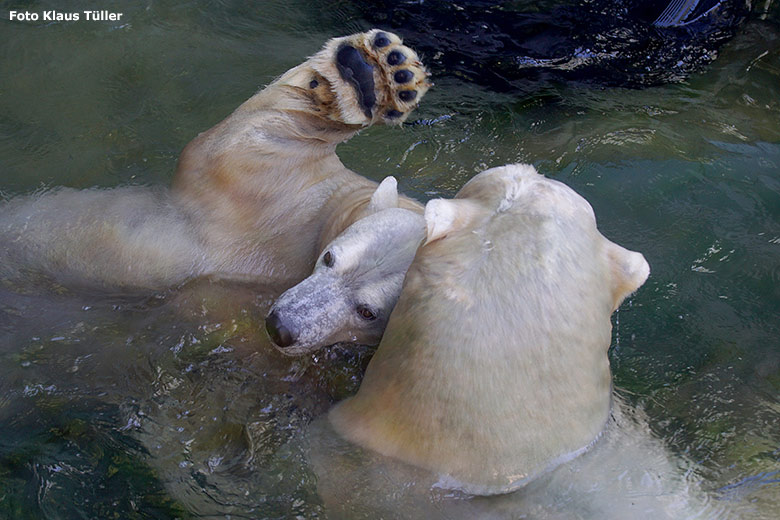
[{"x1": 266, "y1": 177, "x2": 425, "y2": 355}]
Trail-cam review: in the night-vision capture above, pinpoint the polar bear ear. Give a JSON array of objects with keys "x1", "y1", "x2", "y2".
[
  {"x1": 366, "y1": 177, "x2": 399, "y2": 214},
  {"x1": 424, "y1": 199, "x2": 457, "y2": 244},
  {"x1": 606, "y1": 241, "x2": 650, "y2": 311},
  {"x1": 424, "y1": 198, "x2": 482, "y2": 245}
]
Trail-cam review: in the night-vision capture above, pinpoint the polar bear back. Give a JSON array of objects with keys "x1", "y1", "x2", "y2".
[{"x1": 330, "y1": 164, "x2": 650, "y2": 494}]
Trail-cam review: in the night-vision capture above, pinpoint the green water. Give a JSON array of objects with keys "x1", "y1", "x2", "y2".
[{"x1": 1, "y1": 1, "x2": 779, "y2": 518}]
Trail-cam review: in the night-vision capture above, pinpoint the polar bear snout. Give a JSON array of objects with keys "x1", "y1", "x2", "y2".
[{"x1": 265, "y1": 309, "x2": 296, "y2": 349}]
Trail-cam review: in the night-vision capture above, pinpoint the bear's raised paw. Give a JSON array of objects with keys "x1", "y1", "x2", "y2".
[{"x1": 303, "y1": 29, "x2": 431, "y2": 126}]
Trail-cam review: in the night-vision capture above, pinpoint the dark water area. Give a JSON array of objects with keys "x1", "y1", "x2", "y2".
[
  {"x1": 319, "y1": 0, "x2": 766, "y2": 90},
  {"x1": 1, "y1": 0, "x2": 779, "y2": 518}
]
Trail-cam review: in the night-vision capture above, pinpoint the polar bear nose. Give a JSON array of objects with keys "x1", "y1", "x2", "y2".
[{"x1": 265, "y1": 310, "x2": 295, "y2": 348}]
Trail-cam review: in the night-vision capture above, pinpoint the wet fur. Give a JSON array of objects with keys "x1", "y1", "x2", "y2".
[
  {"x1": 0, "y1": 30, "x2": 427, "y2": 291},
  {"x1": 329, "y1": 165, "x2": 651, "y2": 494},
  {"x1": 268, "y1": 202, "x2": 426, "y2": 354}
]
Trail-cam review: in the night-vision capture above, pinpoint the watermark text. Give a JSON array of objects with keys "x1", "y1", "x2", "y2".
[{"x1": 9, "y1": 10, "x2": 124, "y2": 22}]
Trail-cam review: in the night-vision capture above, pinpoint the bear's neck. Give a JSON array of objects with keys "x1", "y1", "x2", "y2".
[{"x1": 329, "y1": 314, "x2": 613, "y2": 494}]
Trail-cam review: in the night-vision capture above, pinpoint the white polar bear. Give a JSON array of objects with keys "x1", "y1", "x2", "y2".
[
  {"x1": 266, "y1": 180, "x2": 426, "y2": 354},
  {"x1": 306, "y1": 165, "x2": 723, "y2": 518},
  {"x1": 329, "y1": 164, "x2": 651, "y2": 493},
  {"x1": 0, "y1": 30, "x2": 429, "y2": 295}
]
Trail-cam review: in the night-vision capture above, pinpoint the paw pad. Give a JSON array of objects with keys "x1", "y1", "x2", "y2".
[
  {"x1": 373, "y1": 32, "x2": 391, "y2": 48},
  {"x1": 306, "y1": 29, "x2": 431, "y2": 126},
  {"x1": 336, "y1": 44, "x2": 378, "y2": 118},
  {"x1": 399, "y1": 90, "x2": 417, "y2": 102},
  {"x1": 394, "y1": 70, "x2": 414, "y2": 84},
  {"x1": 357, "y1": 29, "x2": 431, "y2": 124},
  {"x1": 387, "y1": 50, "x2": 406, "y2": 66}
]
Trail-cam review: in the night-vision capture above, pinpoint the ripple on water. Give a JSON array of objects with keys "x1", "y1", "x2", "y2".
[{"x1": 1, "y1": 2, "x2": 779, "y2": 518}]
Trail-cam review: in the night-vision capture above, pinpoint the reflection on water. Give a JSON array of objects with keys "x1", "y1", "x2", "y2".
[{"x1": 1, "y1": 0, "x2": 779, "y2": 518}]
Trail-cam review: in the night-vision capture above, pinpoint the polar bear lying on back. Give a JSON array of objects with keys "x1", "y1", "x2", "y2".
[
  {"x1": 0, "y1": 30, "x2": 428, "y2": 300},
  {"x1": 0, "y1": 30, "x2": 431, "y2": 350},
  {"x1": 329, "y1": 164, "x2": 651, "y2": 494}
]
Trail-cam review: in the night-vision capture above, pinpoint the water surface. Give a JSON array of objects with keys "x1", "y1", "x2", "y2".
[{"x1": 1, "y1": 1, "x2": 778, "y2": 518}]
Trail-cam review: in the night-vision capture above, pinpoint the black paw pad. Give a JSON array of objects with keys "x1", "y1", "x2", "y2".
[
  {"x1": 386, "y1": 109, "x2": 403, "y2": 119},
  {"x1": 394, "y1": 70, "x2": 413, "y2": 84},
  {"x1": 336, "y1": 45, "x2": 377, "y2": 118},
  {"x1": 374, "y1": 33, "x2": 391, "y2": 48},
  {"x1": 387, "y1": 50, "x2": 406, "y2": 66},
  {"x1": 399, "y1": 90, "x2": 417, "y2": 102}
]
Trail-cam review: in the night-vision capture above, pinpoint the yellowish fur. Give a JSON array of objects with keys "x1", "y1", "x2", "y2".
[
  {"x1": 1, "y1": 30, "x2": 427, "y2": 290},
  {"x1": 329, "y1": 164, "x2": 650, "y2": 494}
]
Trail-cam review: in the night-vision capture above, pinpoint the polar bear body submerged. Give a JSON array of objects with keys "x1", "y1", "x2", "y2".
[{"x1": 330, "y1": 164, "x2": 651, "y2": 494}]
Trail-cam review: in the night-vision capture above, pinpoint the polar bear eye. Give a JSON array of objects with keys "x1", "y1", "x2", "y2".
[
  {"x1": 357, "y1": 305, "x2": 376, "y2": 321},
  {"x1": 323, "y1": 251, "x2": 334, "y2": 267}
]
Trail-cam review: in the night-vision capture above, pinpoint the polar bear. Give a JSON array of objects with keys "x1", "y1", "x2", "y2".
[
  {"x1": 309, "y1": 165, "x2": 717, "y2": 518},
  {"x1": 266, "y1": 184, "x2": 426, "y2": 354},
  {"x1": 0, "y1": 30, "x2": 428, "y2": 292},
  {"x1": 328, "y1": 164, "x2": 651, "y2": 494}
]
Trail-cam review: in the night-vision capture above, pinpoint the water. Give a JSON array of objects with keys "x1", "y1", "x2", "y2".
[{"x1": 1, "y1": 1, "x2": 779, "y2": 518}]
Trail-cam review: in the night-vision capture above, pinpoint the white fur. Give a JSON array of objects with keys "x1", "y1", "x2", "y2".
[
  {"x1": 329, "y1": 164, "x2": 651, "y2": 494},
  {"x1": 268, "y1": 202, "x2": 426, "y2": 354},
  {"x1": 423, "y1": 198, "x2": 456, "y2": 244},
  {"x1": 0, "y1": 31, "x2": 428, "y2": 292},
  {"x1": 366, "y1": 176, "x2": 399, "y2": 214}
]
